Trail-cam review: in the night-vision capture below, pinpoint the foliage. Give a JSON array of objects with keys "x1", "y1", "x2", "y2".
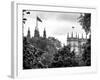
[
  {"x1": 48, "y1": 37, "x2": 62, "y2": 49},
  {"x1": 23, "y1": 35, "x2": 91, "y2": 69},
  {"x1": 78, "y1": 13, "x2": 91, "y2": 66},
  {"x1": 82, "y1": 36, "x2": 91, "y2": 66},
  {"x1": 78, "y1": 13, "x2": 91, "y2": 35},
  {"x1": 23, "y1": 37, "x2": 46, "y2": 69},
  {"x1": 50, "y1": 45, "x2": 79, "y2": 68},
  {"x1": 23, "y1": 37, "x2": 59, "y2": 69}
]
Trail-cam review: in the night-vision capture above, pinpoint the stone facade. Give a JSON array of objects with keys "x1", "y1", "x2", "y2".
[{"x1": 67, "y1": 32, "x2": 87, "y2": 56}]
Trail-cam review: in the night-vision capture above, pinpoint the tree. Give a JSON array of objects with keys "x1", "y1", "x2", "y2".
[
  {"x1": 82, "y1": 37, "x2": 91, "y2": 66},
  {"x1": 78, "y1": 13, "x2": 91, "y2": 66},
  {"x1": 78, "y1": 13, "x2": 91, "y2": 36},
  {"x1": 51, "y1": 45, "x2": 78, "y2": 67},
  {"x1": 23, "y1": 37, "x2": 46, "y2": 69}
]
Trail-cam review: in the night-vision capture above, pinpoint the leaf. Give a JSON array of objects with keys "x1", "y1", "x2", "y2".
[
  {"x1": 23, "y1": 10, "x2": 26, "y2": 12},
  {"x1": 26, "y1": 11, "x2": 30, "y2": 14}
]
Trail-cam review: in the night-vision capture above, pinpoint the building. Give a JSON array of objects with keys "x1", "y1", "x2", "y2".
[
  {"x1": 67, "y1": 32, "x2": 87, "y2": 56},
  {"x1": 34, "y1": 24, "x2": 46, "y2": 39}
]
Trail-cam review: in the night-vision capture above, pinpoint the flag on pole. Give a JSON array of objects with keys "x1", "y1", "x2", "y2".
[{"x1": 37, "y1": 16, "x2": 42, "y2": 22}]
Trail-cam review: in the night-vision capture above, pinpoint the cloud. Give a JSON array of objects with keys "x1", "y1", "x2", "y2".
[
  {"x1": 57, "y1": 13, "x2": 80, "y2": 22},
  {"x1": 24, "y1": 10, "x2": 85, "y2": 44}
]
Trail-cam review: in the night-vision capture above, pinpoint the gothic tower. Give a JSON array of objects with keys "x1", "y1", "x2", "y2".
[
  {"x1": 43, "y1": 28, "x2": 46, "y2": 39},
  {"x1": 34, "y1": 25, "x2": 40, "y2": 38}
]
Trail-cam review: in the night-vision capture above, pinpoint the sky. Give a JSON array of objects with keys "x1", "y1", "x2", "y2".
[{"x1": 23, "y1": 10, "x2": 86, "y2": 45}]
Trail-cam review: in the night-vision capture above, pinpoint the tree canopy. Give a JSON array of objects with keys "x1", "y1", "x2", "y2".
[{"x1": 78, "y1": 13, "x2": 91, "y2": 35}]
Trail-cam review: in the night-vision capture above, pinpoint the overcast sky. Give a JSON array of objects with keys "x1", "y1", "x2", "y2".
[{"x1": 23, "y1": 10, "x2": 86, "y2": 45}]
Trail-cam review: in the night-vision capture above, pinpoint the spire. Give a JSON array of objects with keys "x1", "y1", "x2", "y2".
[
  {"x1": 43, "y1": 28, "x2": 46, "y2": 39},
  {"x1": 76, "y1": 32, "x2": 77, "y2": 38},
  {"x1": 27, "y1": 27, "x2": 30, "y2": 38},
  {"x1": 71, "y1": 32, "x2": 73, "y2": 38},
  {"x1": 67, "y1": 33, "x2": 69, "y2": 38},
  {"x1": 34, "y1": 25, "x2": 40, "y2": 38},
  {"x1": 72, "y1": 26, "x2": 75, "y2": 38},
  {"x1": 35, "y1": 19, "x2": 39, "y2": 31},
  {"x1": 34, "y1": 16, "x2": 42, "y2": 38}
]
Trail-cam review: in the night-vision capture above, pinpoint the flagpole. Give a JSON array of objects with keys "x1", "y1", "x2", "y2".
[
  {"x1": 72, "y1": 26, "x2": 75, "y2": 38},
  {"x1": 36, "y1": 16, "x2": 42, "y2": 30},
  {"x1": 36, "y1": 16, "x2": 38, "y2": 27}
]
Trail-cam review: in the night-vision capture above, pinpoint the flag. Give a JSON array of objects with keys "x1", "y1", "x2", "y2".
[{"x1": 37, "y1": 16, "x2": 42, "y2": 22}]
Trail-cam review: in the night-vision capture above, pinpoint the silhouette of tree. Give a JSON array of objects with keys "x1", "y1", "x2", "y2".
[{"x1": 78, "y1": 13, "x2": 91, "y2": 35}]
